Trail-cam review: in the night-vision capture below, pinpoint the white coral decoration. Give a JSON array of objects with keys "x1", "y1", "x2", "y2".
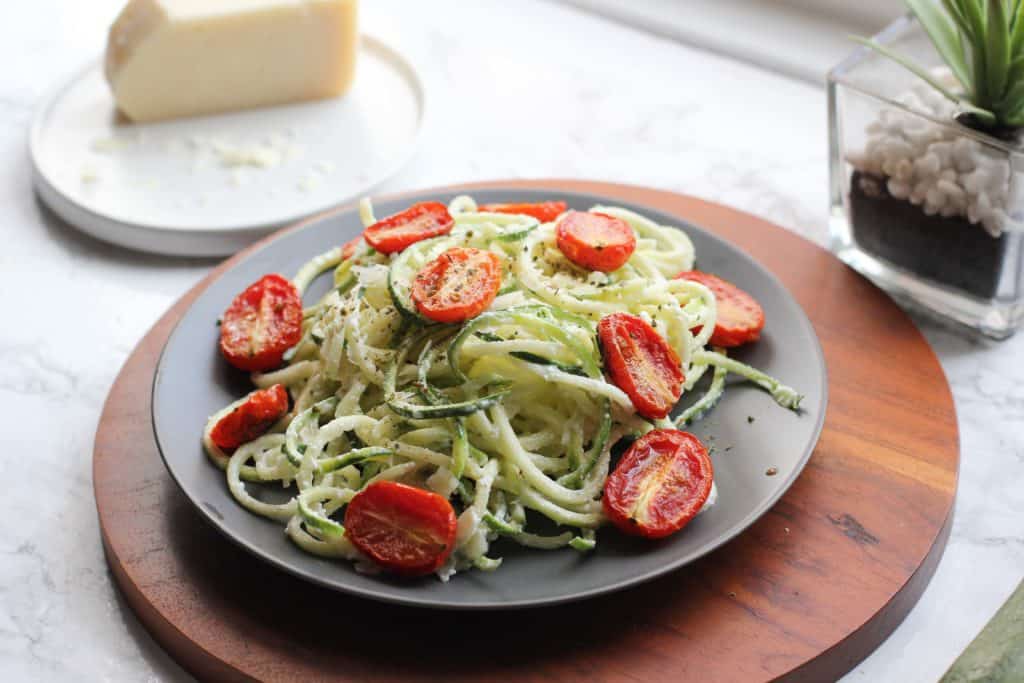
[{"x1": 847, "y1": 67, "x2": 1019, "y2": 237}]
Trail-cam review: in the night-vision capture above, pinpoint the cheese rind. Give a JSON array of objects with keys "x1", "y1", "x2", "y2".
[{"x1": 106, "y1": 0, "x2": 358, "y2": 123}]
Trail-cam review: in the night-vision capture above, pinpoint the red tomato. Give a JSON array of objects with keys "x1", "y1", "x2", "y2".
[
  {"x1": 344, "y1": 481, "x2": 458, "y2": 576},
  {"x1": 477, "y1": 201, "x2": 568, "y2": 223},
  {"x1": 603, "y1": 429, "x2": 713, "y2": 539},
  {"x1": 341, "y1": 236, "x2": 362, "y2": 261},
  {"x1": 219, "y1": 274, "x2": 303, "y2": 372},
  {"x1": 411, "y1": 247, "x2": 502, "y2": 323},
  {"x1": 675, "y1": 271, "x2": 765, "y2": 347},
  {"x1": 555, "y1": 211, "x2": 636, "y2": 272},
  {"x1": 363, "y1": 202, "x2": 454, "y2": 254},
  {"x1": 209, "y1": 384, "x2": 290, "y2": 453},
  {"x1": 598, "y1": 312, "x2": 684, "y2": 419}
]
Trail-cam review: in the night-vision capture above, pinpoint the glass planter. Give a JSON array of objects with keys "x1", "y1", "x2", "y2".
[{"x1": 828, "y1": 14, "x2": 1024, "y2": 339}]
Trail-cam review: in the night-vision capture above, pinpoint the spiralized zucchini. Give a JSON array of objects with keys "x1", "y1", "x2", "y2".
[{"x1": 203, "y1": 195, "x2": 801, "y2": 579}]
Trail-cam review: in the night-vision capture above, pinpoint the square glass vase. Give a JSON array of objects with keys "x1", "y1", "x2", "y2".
[{"x1": 828, "y1": 14, "x2": 1024, "y2": 339}]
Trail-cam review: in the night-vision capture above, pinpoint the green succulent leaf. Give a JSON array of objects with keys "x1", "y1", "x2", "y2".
[
  {"x1": 1008, "y1": 52, "x2": 1024, "y2": 87},
  {"x1": 852, "y1": 36, "x2": 962, "y2": 102},
  {"x1": 986, "y1": 0, "x2": 1011, "y2": 105},
  {"x1": 998, "y1": 67, "x2": 1024, "y2": 113},
  {"x1": 852, "y1": 35, "x2": 997, "y2": 127},
  {"x1": 1012, "y1": 1, "x2": 1024, "y2": 59},
  {"x1": 960, "y1": 0, "x2": 990, "y2": 105},
  {"x1": 908, "y1": 0, "x2": 969, "y2": 87},
  {"x1": 854, "y1": 0, "x2": 1024, "y2": 131}
]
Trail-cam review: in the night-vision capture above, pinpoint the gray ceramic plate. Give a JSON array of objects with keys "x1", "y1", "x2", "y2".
[{"x1": 152, "y1": 187, "x2": 827, "y2": 609}]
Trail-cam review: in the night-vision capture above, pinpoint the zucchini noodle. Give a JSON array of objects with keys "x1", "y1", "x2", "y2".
[{"x1": 203, "y1": 195, "x2": 802, "y2": 580}]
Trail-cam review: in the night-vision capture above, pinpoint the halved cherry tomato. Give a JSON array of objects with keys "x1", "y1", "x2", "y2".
[
  {"x1": 363, "y1": 202, "x2": 454, "y2": 254},
  {"x1": 219, "y1": 274, "x2": 303, "y2": 372},
  {"x1": 344, "y1": 481, "x2": 458, "y2": 576},
  {"x1": 477, "y1": 201, "x2": 568, "y2": 223},
  {"x1": 675, "y1": 271, "x2": 765, "y2": 347},
  {"x1": 598, "y1": 312, "x2": 684, "y2": 419},
  {"x1": 209, "y1": 384, "x2": 290, "y2": 453},
  {"x1": 341, "y1": 236, "x2": 362, "y2": 261},
  {"x1": 555, "y1": 210, "x2": 636, "y2": 272},
  {"x1": 603, "y1": 429, "x2": 713, "y2": 539},
  {"x1": 411, "y1": 247, "x2": 502, "y2": 323}
]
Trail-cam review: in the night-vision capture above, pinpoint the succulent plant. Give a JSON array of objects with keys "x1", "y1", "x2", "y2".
[{"x1": 857, "y1": 0, "x2": 1024, "y2": 131}]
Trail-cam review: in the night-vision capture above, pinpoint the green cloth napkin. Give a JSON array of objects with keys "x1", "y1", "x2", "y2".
[{"x1": 941, "y1": 579, "x2": 1024, "y2": 682}]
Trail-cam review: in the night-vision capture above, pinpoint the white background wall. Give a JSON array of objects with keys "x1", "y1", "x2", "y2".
[{"x1": 561, "y1": 0, "x2": 902, "y2": 82}]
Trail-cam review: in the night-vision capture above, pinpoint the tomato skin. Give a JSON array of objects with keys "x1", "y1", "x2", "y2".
[
  {"x1": 219, "y1": 274, "x2": 303, "y2": 372},
  {"x1": 340, "y1": 236, "x2": 362, "y2": 261},
  {"x1": 411, "y1": 247, "x2": 503, "y2": 323},
  {"x1": 597, "y1": 313, "x2": 684, "y2": 419},
  {"x1": 363, "y1": 202, "x2": 454, "y2": 254},
  {"x1": 603, "y1": 429, "x2": 713, "y2": 539},
  {"x1": 477, "y1": 201, "x2": 568, "y2": 223},
  {"x1": 344, "y1": 481, "x2": 458, "y2": 576},
  {"x1": 555, "y1": 211, "x2": 636, "y2": 272},
  {"x1": 675, "y1": 271, "x2": 765, "y2": 347},
  {"x1": 209, "y1": 384, "x2": 290, "y2": 453}
]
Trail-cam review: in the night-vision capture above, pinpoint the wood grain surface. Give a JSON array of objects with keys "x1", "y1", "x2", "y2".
[{"x1": 93, "y1": 180, "x2": 958, "y2": 682}]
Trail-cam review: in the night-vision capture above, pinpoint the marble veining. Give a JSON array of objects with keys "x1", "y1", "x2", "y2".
[{"x1": 0, "y1": 1, "x2": 1020, "y2": 681}]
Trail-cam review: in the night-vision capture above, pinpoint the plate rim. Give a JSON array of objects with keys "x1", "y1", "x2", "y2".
[
  {"x1": 28, "y1": 34, "x2": 426, "y2": 257},
  {"x1": 150, "y1": 185, "x2": 829, "y2": 610}
]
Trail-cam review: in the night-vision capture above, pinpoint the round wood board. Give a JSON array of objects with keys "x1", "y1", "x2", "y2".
[{"x1": 94, "y1": 180, "x2": 958, "y2": 683}]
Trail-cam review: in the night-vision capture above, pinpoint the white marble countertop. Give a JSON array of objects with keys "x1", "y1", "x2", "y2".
[{"x1": 1, "y1": 1, "x2": 1021, "y2": 681}]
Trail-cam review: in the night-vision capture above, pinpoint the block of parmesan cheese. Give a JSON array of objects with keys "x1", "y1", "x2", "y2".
[{"x1": 105, "y1": 0, "x2": 358, "y2": 122}]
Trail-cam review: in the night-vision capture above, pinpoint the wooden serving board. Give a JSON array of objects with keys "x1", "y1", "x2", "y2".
[{"x1": 94, "y1": 180, "x2": 958, "y2": 682}]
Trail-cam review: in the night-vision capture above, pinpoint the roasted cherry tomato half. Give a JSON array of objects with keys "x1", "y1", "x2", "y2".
[
  {"x1": 344, "y1": 481, "x2": 458, "y2": 576},
  {"x1": 363, "y1": 201, "x2": 454, "y2": 254},
  {"x1": 219, "y1": 274, "x2": 303, "y2": 372},
  {"x1": 598, "y1": 312, "x2": 684, "y2": 419},
  {"x1": 411, "y1": 246, "x2": 503, "y2": 323},
  {"x1": 209, "y1": 384, "x2": 290, "y2": 453},
  {"x1": 477, "y1": 201, "x2": 568, "y2": 223},
  {"x1": 340, "y1": 236, "x2": 363, "y2": 261},
  {"x1": 555, "y1": 210, "x2": 636, "y2": 272},
  {"x1": 603, "y1": 429, "x2": 713, "y2": 539},
  {"x1": 675, "y1": 271, "x2": 765, "y2": 347}
]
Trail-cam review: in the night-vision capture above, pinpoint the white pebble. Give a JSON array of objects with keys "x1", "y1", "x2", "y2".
[
  {"x1": 962, "y1": 168, "x2": 986, "y2": 194},
  {"x1": 914, "y1": 153, "x2": 941, "y2": 177},
  {"x1": 893, "y1": 158, "x2": 914, "y2": 181},
  {"x1": 937, "y1": 178, "x2": 965, "y2": 201},
  {"x1": 884, "y1": 139, "x2": 914, "y2": 161},
  {"x1": 907, "y1": 183, "x2": 925, "y2": 204},
  {"x1": 968, "y1": 192, "x2": 992, "y2": 225},
  {"x1": 930, "y1": 141, "x2": 953, "y2": 166},
  {"x1": 905, "y1": 126, "x2": 938, "y2": 146},
  {"x1": 919, "y1": 87, "x2": 944, "y2": 108},
  {"x1": 989, "y1": 160, "x2": 1010, "y2": 187},
  {"x1": 967, "y1": 202, "x2": 980, "y2": 225},
  {"x1": 897, "y1": 92, "x2": 922, "y2": 109},
  {"x1": 887, "y1": 178, "x2": 911, "y2": 199},
  {"x1": 925, "y1": 186, "x2": 947, "y2": 209},
  {"x1": 952, "y1": 138, "x2": 977, "y2": 172}
]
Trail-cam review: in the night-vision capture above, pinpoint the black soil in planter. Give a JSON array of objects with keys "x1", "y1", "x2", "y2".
[{"x1": 849, "y1": 170, "x2": 1007, "y2": 299}]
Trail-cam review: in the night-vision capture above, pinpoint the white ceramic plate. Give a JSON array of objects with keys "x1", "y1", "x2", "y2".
[{"x1": 30, "y1": 35, "x2": 424, "y2": 256}]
